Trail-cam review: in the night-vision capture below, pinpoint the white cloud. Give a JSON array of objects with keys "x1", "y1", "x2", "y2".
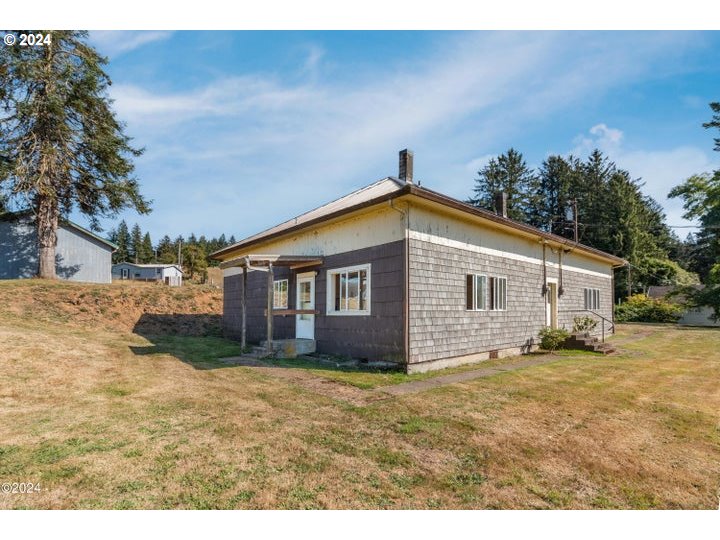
[
  {"x1": 90, "y1": 31, "x2": 172, "y2": 56},
  {"x1": 570, "y1": 124, "x2": 719, "y2": 229},
  {"x1": 96, "y1": 31, "x2": 711, "y2": 239}
]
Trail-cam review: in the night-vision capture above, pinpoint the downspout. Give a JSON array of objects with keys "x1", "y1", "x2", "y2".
[
  {"x1": 390, "y1": 199, "x2": 410, "y2": 369},
  {"x1": 541, "y1": 241, "x2": 548, "y2": 296},
  {"x1": 558, "y1": 249, "x2": 565, "y2": 297}
]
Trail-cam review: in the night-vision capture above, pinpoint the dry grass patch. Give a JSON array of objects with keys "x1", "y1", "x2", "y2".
[{"x1": 1, "y1": 280, "x2": 719, "y2": 508}]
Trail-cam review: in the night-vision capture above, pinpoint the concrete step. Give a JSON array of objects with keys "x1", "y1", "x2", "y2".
[{"x1": 258, "y1": 338, "x2": 317, "y2": 359}]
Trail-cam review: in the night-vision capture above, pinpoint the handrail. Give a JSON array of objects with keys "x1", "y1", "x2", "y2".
[{"x1": 560, "y1": 309, "x2": 615, "y2": 343}]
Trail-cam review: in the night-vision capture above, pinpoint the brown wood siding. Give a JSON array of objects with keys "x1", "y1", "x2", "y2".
[
  {"x1": 407, "y1": 237, "x2": 614, "y2": 365},
  {"x1": 223, "y1": 240, "x2": 405, "y2": 362}
]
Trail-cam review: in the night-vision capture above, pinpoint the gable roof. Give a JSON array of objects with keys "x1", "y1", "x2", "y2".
[
  {"x1": 211, "y1": 177, "x2": 627, "y2": 267},
  {"x1": 0, "y1": 210, "x2": 118, "y2": 251}
]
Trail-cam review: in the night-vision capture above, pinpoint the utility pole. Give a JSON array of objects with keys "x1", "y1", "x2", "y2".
[
  {"x1": 572, "y1": 198, "x2": 578, "y2": 243},
  {"x1": 177, "y1": 239, "x2": 182, "y2": 267}
]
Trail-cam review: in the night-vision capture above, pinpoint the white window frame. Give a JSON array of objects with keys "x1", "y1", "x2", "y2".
[
  {"x1": 121, "y1": 268, "x2": 129, "y2": 279},
  {"x1": 273, "y1": 278, "x2": 289, "y2": 309},
  {"x1": 489, "y1": 276, "x2": 507, "y2": 311},
  {"x1": 584, "y1": 288, "x2": 600, "y2": 310},
  {"x1": 326, "y1": 263, "x2": 371, "y2": 316},
  {"x1": 466, "y1": 273, "x2": 487, "y2": 311}
]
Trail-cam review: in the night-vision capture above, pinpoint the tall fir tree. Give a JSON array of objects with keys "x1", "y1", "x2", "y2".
[
  {"x1": 156, "y1": 235, "x2": 176, "y2": 264},
  {"x1": 113, "y1": 220, "x2": 130, "y2": 264},
  {"x1": 141, "y1": 232, "x2": 154, "y2": 263},
  {"x1": 0, "y1": 31, "x2": 150, "y2": 278},
  {"x1": 470, "y1": 148, "x2": 538, "y2": 222},
  {"x1": 130, "y1": 223, "x2": 143, "y2": 264}
]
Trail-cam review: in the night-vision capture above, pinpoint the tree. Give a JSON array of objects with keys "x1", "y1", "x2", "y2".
[
  {"x1": 156, "y1": 235, "x2": 176, "y2": 264},
  {"x1": 182, "y1": 243, "x2": 207, "y2": 280},
  {"x1": 469, "y1": 148, "x2": 538, "y2": 222},
  {"x1": 530, "y1": 155, "x2": 580, "y2": 234},
  {"x1": 113, "y1": 220, "x2": 130, "y2": 264},
  {"x1": 141, "y1": 232, "x2": 154, "y2": 263},
  {"x1": 0, "y1": 31, "x2": 150, "y2": 279},
  {"x1": 130, "y1": 223, "x2": 143, "y2": 263}
]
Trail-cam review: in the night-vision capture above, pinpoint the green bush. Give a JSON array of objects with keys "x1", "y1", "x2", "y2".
[
  {"x1": 538, "y1": 327, "x2": 570, "y2": 352},
  {"x1": 614, "y1": 294, "x2": 684, "y2": 323},
  {"x1": 572, "y1": 315, "x2": 598, "y2": 333}
]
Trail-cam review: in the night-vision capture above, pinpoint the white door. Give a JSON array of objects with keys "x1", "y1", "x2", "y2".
[
  {"x1": 546, "y1": 281, "x2": 558, "y2": 328},
  {"x1": 296, "y1": 274, "x2": 315, "y2": 339}
]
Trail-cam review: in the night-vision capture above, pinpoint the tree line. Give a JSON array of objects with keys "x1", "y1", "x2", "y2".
[
  {"x1": 107, "y1": 220, "x2": 236, "y2": 280},
  {"x1": 469, "y1": 149, "x2": 697, "y2": 299}
]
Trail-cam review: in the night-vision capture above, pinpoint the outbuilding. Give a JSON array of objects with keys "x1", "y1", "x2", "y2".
[{"x1": 112, "y1": 263, "x2": 183, "y2": 286}]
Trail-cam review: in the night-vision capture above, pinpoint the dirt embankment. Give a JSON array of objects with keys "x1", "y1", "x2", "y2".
[{"x1": 0, "y1": 279, "x2": 223, "y2": 336}]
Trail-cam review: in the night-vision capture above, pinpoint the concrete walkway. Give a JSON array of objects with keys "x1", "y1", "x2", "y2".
[{"x1": 377, "y1": 356, "x2": 561, "y2": 396}]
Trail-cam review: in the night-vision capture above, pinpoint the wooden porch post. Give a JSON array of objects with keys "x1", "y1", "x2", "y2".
[
  {"x1": 266, "y1": 263, "x2": 274, "y2": 354},
  {"x1": 241, "y1": 266, "x2": 247, "y2": 350}
]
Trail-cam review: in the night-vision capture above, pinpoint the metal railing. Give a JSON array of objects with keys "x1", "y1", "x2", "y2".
[{"x1": 560, "y1": 309, "x2": 615, "y2": 343}]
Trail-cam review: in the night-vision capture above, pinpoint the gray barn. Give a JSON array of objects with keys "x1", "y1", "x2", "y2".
[
  {"x1": 213, "y1": 150, "x2": 626, "y2": 373},
  {"x1": 0, "y1": 211, "x2": 116, "y2": 284}
]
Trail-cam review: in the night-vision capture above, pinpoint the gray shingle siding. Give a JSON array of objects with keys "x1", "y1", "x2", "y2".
[
  {"x1": 223, "y1": 240, "x2": 405, "y2": 362},
  {"x1": 407, "y1": 237, "x2": 614, "y2": 365}
]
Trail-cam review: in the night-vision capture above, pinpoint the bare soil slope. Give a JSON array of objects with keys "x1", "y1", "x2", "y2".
[{"x1": 0, "y1": 279, "x2": 223, "y2": 336}]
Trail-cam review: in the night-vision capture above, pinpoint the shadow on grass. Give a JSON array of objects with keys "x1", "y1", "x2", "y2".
[{"x1": 130, "y1": 313, "x2": 244, "y2": 370}]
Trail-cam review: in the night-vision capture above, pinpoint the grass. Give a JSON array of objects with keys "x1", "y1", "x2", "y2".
[{"x1": 1, "y1": 280, "x2": 719, "y2": 509}]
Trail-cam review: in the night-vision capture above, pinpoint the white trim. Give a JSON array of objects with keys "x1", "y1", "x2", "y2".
[
  {"x1": 326, "y1": 263, "x2": 371, "y2": 316},
  {"x1": 488, "y1": 275, "x2": 507, "y2": 311},
  {"x1": 409, "y1": 230, "x2": 611, "y2": 279}
]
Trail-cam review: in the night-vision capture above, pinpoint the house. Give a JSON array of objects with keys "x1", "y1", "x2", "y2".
[
  {"x1": 647, "y1": 285, "x2": 720, "y2": 327},
  {"x1": 112, "y1": 262, "x2": 183, "y2": 286},
  {"x1": 212, "y1": 150, "x2": 626, "y2": 373},
  {"x1": 0, "y1": 210, "x2": 116, "y2": 284}
]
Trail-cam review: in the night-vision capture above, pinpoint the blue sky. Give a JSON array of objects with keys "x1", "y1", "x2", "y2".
[{"x1": 82, "y1": 30, "x2": 720, "y2": 243}]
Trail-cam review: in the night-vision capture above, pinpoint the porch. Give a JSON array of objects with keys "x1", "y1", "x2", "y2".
[{"x1": 219, "y1": 254, "x2": 323, "y2": 356}]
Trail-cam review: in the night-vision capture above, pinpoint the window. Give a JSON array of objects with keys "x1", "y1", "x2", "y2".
[
  {"x1": 273, "y1": 279, "x2": 288, "y2": 309},
  {"x1": 584, "y1": 288, "x2": 600, "y2": 310},
  {"x1": 467, "y1": 274, "x2": 506, "y2": 311},
  {"x1": 121, "y1": 268, "x2": 129, "y2": 279},
  {"x1": 327, "y1": 264, "x2": 370, "y2": 315},
  {"x1": 466, "y1": 274, "x2": 487, "y2": 311},
  {"x1": 489, "y1": 276, "x2": 507, "y2": 311},
  {"x1": 156, "y1": 268, "x2": 162, "y2": 275}
]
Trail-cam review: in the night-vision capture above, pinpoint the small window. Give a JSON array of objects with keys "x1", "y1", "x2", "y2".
[
  {"x1": 466, "y1": 274, "x2": 487, "y2": 311},
  {"x1": 489, "y1": 276, "x2": 507, "y2": 311},
  {"x1": 156, "y1": 268, "x2": 162, "y2": 275},
  {"x1": 584, "y1": 288, "x2": 600, "y2": 310},
  {"x1": 327, "y1": 264, "x2": 370, "y2": 315},
  {"x1": 273, "y1": 279, "x2": 289, "y2": 309}
]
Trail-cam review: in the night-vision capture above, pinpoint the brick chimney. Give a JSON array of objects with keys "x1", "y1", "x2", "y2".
[
  {"x1": 494, "y1": 191, "x2": 508, "y2": 218},
  {"x1": 399, "y1": 149, "x2": 413, "y2": 183}
]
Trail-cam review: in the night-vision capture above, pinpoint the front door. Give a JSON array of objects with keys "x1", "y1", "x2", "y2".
[
  {"x1": 296, "y1": 274, "x2": 315, "y2": 339},
  {"x1": 546, "y1": 281, "x2": 558, "y2": 328}
]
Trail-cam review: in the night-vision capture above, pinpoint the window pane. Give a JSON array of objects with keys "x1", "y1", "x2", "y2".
[
  {"x1": 477, "y1": 275, "x2": 486, "y2": 310},
  {"x1": 334, "y1": 273, "x2": 341, "y2": 311},
  {"x1": 359, "y1": 270, "x2": 367, "y2": 311},
  {"x1": 489, "y1": 277, "x2": 495, "y2": 310},
  {"x1": 466, "y1": 274, "x2": 474, "y2": 310},
  {"x1": 347, "y1": 271, "x2": 359, "y2": 310}
]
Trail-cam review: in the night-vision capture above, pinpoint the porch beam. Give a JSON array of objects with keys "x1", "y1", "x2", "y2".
[
  {"x1": 266, "y1": 262, "x2": 274, "y2": 355},
  {"x1": 241, "y1": 266, "x2": 247, "y2": 349}
]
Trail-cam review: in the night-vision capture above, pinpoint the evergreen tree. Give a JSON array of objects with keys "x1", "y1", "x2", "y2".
[
  {"x1": 0, "y1": 31, "x2": 150, "y2": 278},
  {"x1": 114, "y1": 220, "x2": 130, "y2": 263},
  {"x1": 470, "y1": 148, "x2": 538, "y2": 222},
  {"x1": 141, "y1": 232, "x2": 154, "y2": 263},
  {"x1": 130, "y1": 223, "x2": 143, "y2": 264},
  {"x1": 530, "y1": 155, "x2": 580, "y2": 235},
  {"x1": 182, "y1": 244, "x2": 208, "y2": 280},
  {"x1": 156, "y1": 235, "x2": 176, "y2": 264}
]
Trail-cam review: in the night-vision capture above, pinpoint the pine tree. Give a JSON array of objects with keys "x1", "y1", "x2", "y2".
[
  {"x1": 114, "y1": 220, "x2": 130, "y2": 263},
  {"x1": 0, "y1": 31, "x2": 150, "y2": 278},
  {"x1": 130, "y1": 224, "x2": 143, "y2": 264},
  {"x1": 156, "y1": 235, "x2": 176, "y2": 264},
  {"x1": 182, "y1": 244, "x2": 207, "y2": 280},
  {"x1": 141, "y1": 232, "x2": 154, "y2": 263},
  {"x1": 470, "y1": 148, "x2": 538, "y2": 222}
]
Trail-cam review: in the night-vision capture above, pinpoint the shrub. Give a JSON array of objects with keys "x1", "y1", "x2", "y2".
[
  {"x1": 572, "y1": 315, "x2": 598, "y2": 333},
  {"x1": 538, "y1": 327, "x2": 570, "y2": 352},
  {"x1": 614, "y1": 294, "x2": 684, "y2": 323}
]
